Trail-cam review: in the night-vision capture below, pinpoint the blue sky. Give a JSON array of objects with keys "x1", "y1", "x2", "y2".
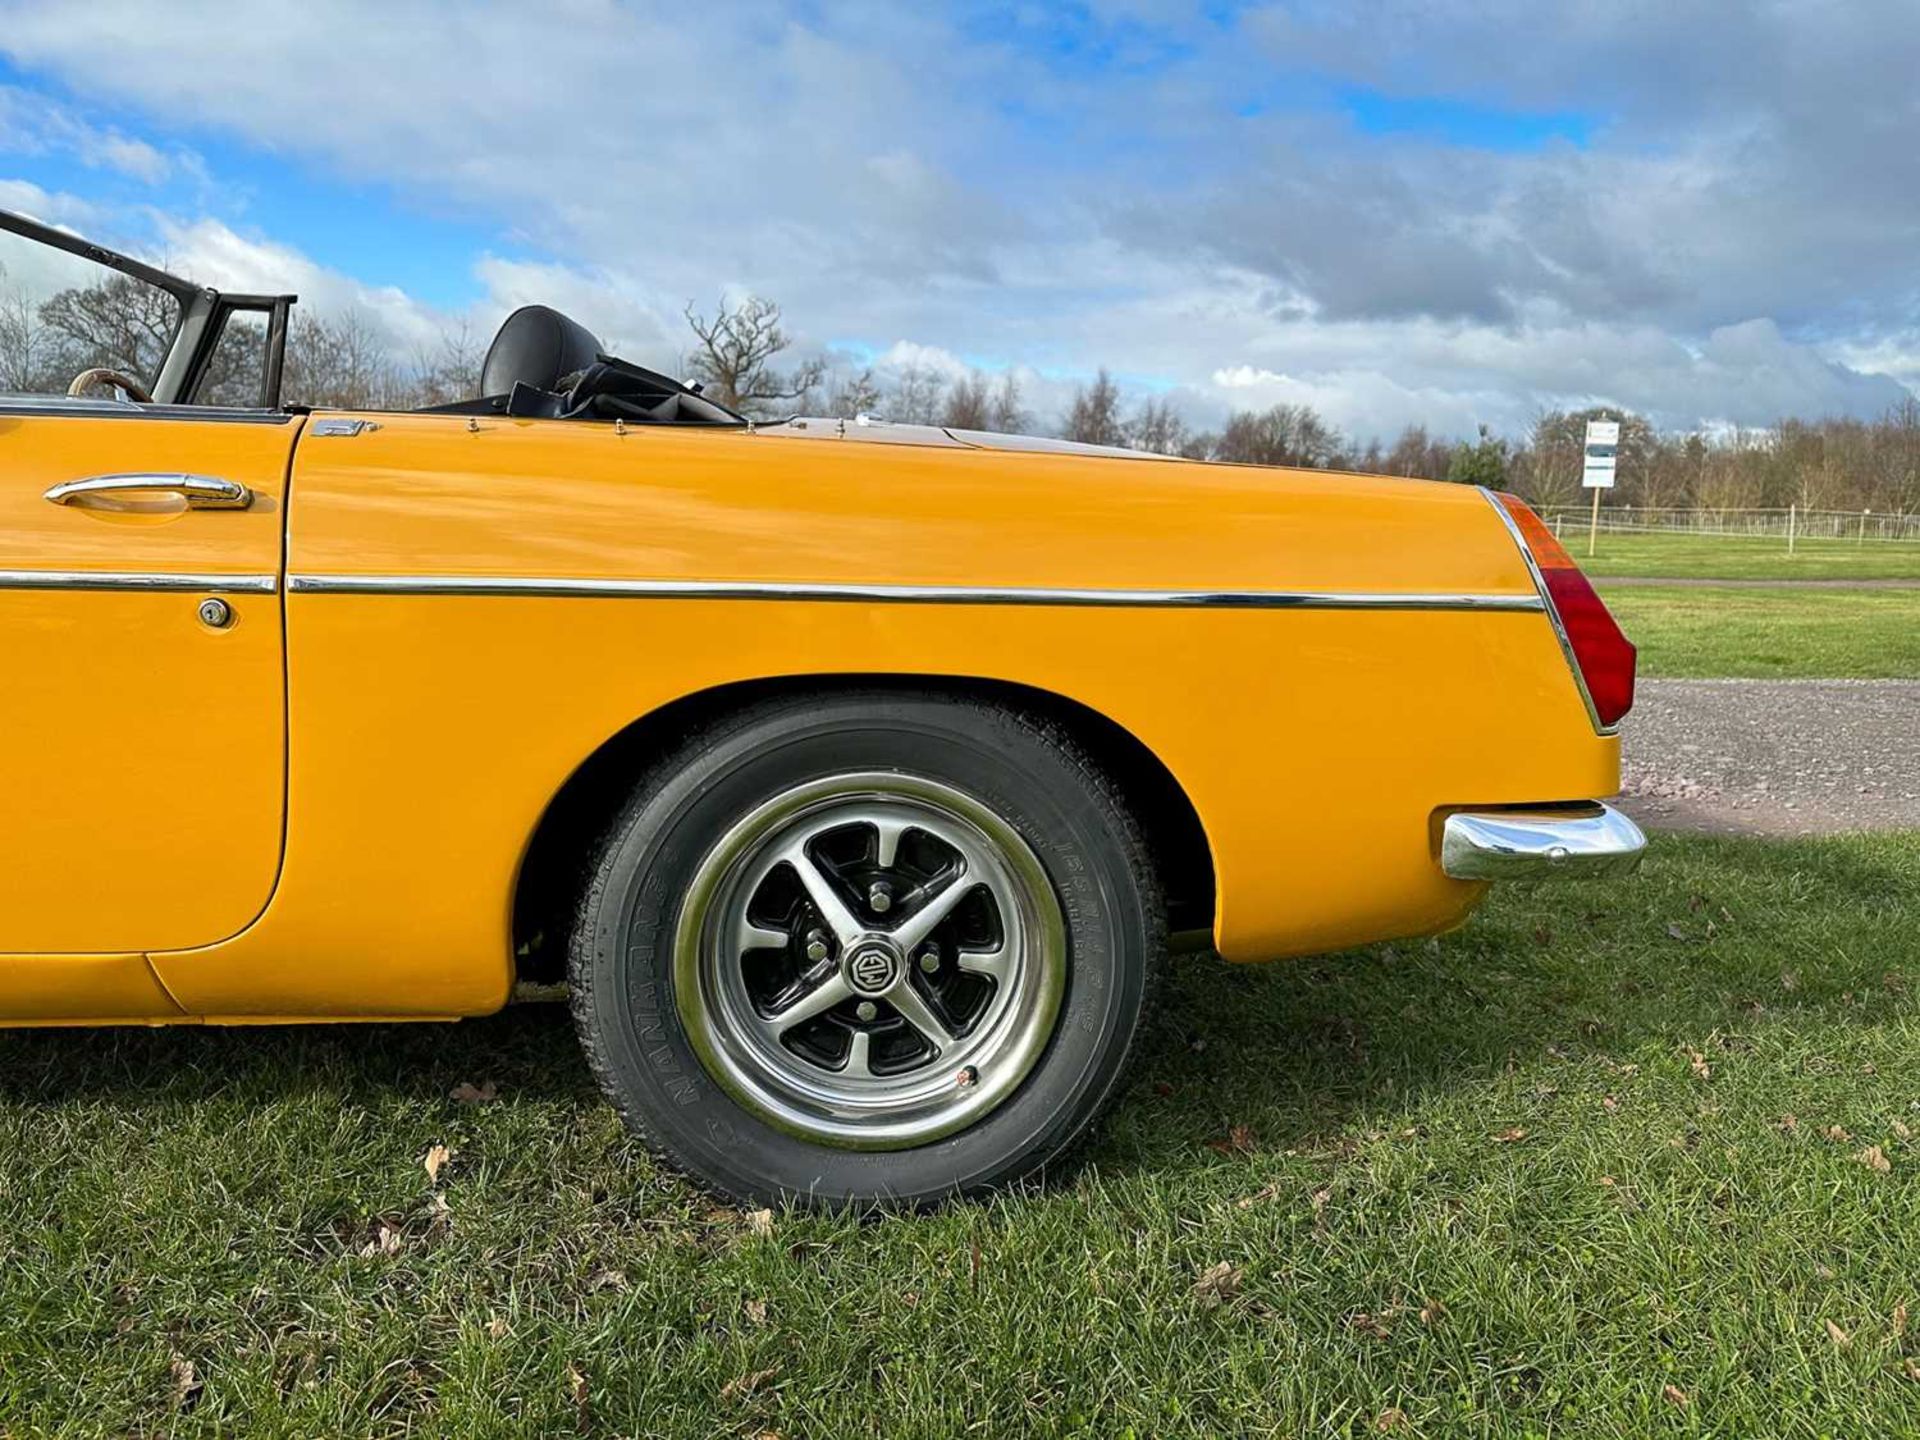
[{"x1": 2, "y1": 1, "x2": 1915, "y2": 436}]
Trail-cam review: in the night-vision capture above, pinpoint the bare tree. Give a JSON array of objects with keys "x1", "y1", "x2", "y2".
[
  {"x1": 824, "y1": 366, "x2": 882, "y2": 419},
  {"x1": 1210, "y1": 402, "x2": 1343, "y2": 468},
  {"x1": 0, "y1": 272, "x2": 50, "y2": 392},
  {"x1": 941, "y1": 371, "x2": 992, "y2": 430},
  {"x1": 1382, "y1": 424, "x2": 1451, "y2": 480},
  {"x1": 986, "y1": 371, "x2": 1028, "y2": 434},
  {"x1": 1127, "y1": 396, "x2": 1188, "y2": 455},
  {"x1": 410, "y1": 319, "x2": 485, "y2": 408},
  {"x1": 36, "y1": 275, "x2": 181, "y2": 386},
  {"x1": 889, "y1": 359, "x2": 947, "y2": 425},
  {"x1": 1064, "y1": 368, "x2": 1127, "y2": 447},
  {"x1": 683, "y1": 295, "x2": 825, "y2": 417},
  {"x1": 281, "y1": 309, "x2": 405, "y2": 409}
]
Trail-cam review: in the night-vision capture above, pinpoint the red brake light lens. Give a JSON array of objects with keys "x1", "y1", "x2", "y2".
[{"x1": 1494, "y1": 492, "x2": 1636, "y2": 728}]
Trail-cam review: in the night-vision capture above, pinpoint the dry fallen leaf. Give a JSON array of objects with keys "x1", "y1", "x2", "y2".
[
  {"x1": 169, "y1": 1355, "x2": 202, "y2": 1412},
  {"x1": 1602, "y1": 1095, "x2": 1619, "y2": 1114},
  {"x1": 1375, "y1": 1407, "x2": 1411, "y2": 1432},
  {"x1": 1662, "y1": 1384, "x2": 1689, "y2": 1408},
  {"x1": 743, "y1": 1298, "x2": 769, "y2": 1326},
  {"x1": 1350, "y1": 1311, "x2": 1391, "y2": 1340},
  {"x1": 1825, "y1": 1125, "x2": 1853, "y2": 1143},
  {"x1": 1490, "y1": 1127, "x2": 1528, "y2": 1144},
  {"x1": 1859, "y1": 1145, "x2": 1893, "y2": 1174},
  {"x1": 1904, "y1": 1358, "x2": 1920, "y2": 1383},
  {"x1": 423, "y1": 1143, "x2": 453, "y2": 1184},
  {"x1": 720, "y1": 1367, "x2": 780, "y2": 1402},
  {"x1": 1207, "y1": 1123, "x2": 1257, "y2": 1157},
  {"x1": 1686, "y1": 1048, "x2": 1711, "y2": 1081},
  {"x1": 587, "y1": 1268, "x2": 628, "y2": 1293},
  {"x1": 1778, "y1": 1113, "x2": 1799, "y2": 1131},
  {"x1": 1419, "y1": 1297, "x2": 1447, "y2": 1326},
  {"x1": 566, "y1": 1362, "x2": 590, "y2": 1415},
  {"x1": 360, "y1": 1218, "x2": 404, "y2": 1257},
  {"x1": 1598, "y1": 1175, "x2": 1617, "y2": 1187},
  {"x1": 1826, "y1": 1320, "x2": 1852, "y2": 1348},
  {"x1": 1894, "y1": 1302, "x2": 1908, "y2": 1338},
  {"x1": 1665, "y1": 923, "x2": 1688, "y2": 942},
  {"x1": 746, "y1": 1208, "x2": 775, "y2": 1237},
  {"x1": 449, "y1": 1080, "x2": 498, "y2": 1105},
  {"x1": 486, "y1": 1313, "x2": 509, "y2": 1340},
  {"x1": 1894, "y1": 1120, "x2": 1914, "y2": 1141},
  {"x1": 1192, "y1": 1260, "x2": 1243, "y2": 1309}
]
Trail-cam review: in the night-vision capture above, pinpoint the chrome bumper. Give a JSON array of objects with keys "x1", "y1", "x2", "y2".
[{"x1": 1440, "y1": 804, "x2": 1647, "y2": 881}]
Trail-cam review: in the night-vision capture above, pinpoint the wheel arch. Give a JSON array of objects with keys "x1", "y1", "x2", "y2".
[{"x1": 510, "y1": 674, "x2": 1216, "y2": 984}]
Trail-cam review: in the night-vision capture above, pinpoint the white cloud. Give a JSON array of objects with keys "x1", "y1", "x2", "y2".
[{"x1": 1, "y1": 0, "x2": 1914, "y2": 438}]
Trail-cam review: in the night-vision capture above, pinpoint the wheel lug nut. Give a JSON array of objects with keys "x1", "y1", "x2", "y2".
[
  {"x1": 854, "y1": 1000, "x2": 878, "y2": 1022},
  {"x1": 917, "y1": 947, "x2": 940, "y2": 973},
  {"x1": 868, "y1": 881, "x2": 893, "y2": 914},
  {"x1": 805, "y1": 939, "x2": 829, "y2": 962}
]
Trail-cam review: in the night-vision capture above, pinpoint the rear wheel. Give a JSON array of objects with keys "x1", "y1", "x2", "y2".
[{"x1": 568, "y1": 690, "x2": 1164, "y2": 1207}]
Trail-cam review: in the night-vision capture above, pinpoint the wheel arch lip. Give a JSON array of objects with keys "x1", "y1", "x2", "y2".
[{"x1": 509, "y1": 672, "x2": 1220, "y2": 986}]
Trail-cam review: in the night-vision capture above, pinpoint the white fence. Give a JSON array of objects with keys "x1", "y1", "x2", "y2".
[{"x1": 1536, "y1": 505, "x2": 1920, "y2": 544}]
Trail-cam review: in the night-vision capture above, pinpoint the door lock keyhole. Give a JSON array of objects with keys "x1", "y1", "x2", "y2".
[{"x1": 197, "y1": 596, "x2": 234, "y2": 629}]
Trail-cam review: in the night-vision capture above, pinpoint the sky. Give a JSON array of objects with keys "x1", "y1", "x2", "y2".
[{"x1": 2, "y1": 0, "x2": 1917, "y2": 440}]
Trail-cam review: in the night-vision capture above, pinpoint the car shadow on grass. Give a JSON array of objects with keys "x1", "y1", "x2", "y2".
[{"x1": 0, "y1": 834, "x2": 1912, "y2": 1187}]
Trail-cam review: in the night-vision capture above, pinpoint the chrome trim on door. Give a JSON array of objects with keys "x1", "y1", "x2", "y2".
[
  {"x1": 308, "y1": 417, "x2": 380, "y2": 437},
  {"x1": 0, "y1": 570, "x2": 277, "y2": 593},
  {"x1": 44, "y1": 473, "x2": 254, "y2": 510},
  {"x1": 286, "y1": 573, "x2": 1548, "y2": 610}
]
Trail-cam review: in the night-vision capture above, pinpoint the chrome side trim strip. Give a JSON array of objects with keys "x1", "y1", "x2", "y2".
[
  {"x1": 285, "y1": 573, "x2": 1547, "y2": 610},
  {"x1": 1477, "y1": 486, "x2": 1614, "y2": 735},
  {"x1": 0, "y1": 570, "x2": 278, "y2": 593}
]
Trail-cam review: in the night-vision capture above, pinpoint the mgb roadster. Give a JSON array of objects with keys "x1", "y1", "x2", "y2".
[{"x1": 0, "y1": 210, "x2": 1641, "y2": 1205}]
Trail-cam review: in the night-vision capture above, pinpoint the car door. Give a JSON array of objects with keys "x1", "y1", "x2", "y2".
[
  {"x1": 0, "y1": 395, "x2": 299, "y2": 963},
  {"x1": 1, "y1": 208, "x2": 298, "y2": 965},
  {"x1": 0, "y1": 404, "x2": 295, "y2": 955}
]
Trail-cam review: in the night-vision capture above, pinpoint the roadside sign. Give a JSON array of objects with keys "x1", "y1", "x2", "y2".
[{"x1": 1583, "y1": 419, "x2": 1619, "y2": 489}]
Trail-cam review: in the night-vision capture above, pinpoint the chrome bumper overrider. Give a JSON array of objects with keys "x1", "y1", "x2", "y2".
[{"x1": 1440, "y1": 804, "x2": 1647, "y2": 881}]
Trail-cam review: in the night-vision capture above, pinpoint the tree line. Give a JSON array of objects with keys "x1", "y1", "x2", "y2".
[{"x1": 4, "y1": 266, "x2": 1915, "y2": 515}]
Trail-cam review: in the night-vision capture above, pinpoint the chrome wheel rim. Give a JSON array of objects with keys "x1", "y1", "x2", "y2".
[{"x1": 674, "y1": 771, "x2": 1067, "y2": 1150}]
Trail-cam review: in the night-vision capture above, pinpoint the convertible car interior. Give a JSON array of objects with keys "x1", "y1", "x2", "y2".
[
  {"x1": 0, "y1": 207, "x2": 743, "y2": 426},
  {"x1": 426, "y1": 304, "x2": 745, "y2": 426}
]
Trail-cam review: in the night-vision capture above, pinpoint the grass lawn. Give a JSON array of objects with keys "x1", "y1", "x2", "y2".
[
  {"x1": 3, "y1": 832, "x2": 1919, "y2": 1436},
  {"x1": 1600, "y1": 585, "x2": 1920, "y2": 679},
  {"x1": 1571, "y1": 532, "x2": 1920, "y2": 582}
]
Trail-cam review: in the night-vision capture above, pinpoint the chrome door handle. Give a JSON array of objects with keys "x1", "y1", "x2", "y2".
[{"x1": 44, "y1": 473, "x2": 253, "y2": 511}]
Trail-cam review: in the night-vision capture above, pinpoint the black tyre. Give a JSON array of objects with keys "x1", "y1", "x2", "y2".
[{"x1": 568, "y1": 689, "x2": 1165, "y2": 1208}]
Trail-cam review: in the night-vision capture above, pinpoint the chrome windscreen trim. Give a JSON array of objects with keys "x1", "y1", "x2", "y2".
[
  {"x1": 286, "y1": 573, "x2": 1547, "y2": 610},
  {"x1": 1477, "y1": 486, "x2": 1613, "y2": 735},
  {"x1": 0, "y1": 570, "x2": 278, "y2": 593}
]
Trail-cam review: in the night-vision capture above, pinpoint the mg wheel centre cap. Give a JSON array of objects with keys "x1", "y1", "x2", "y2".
[{"x1": 844, "y1": 939, "x2": 901, "y2": 996}]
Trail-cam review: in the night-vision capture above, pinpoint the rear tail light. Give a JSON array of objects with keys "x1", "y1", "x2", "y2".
[{"x1": 1490, "y1": 491, "x2": 1636, "y2": 729}]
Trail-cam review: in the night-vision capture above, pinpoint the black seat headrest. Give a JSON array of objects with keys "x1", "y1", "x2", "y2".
[{"x1": 480, "y1": 305, "x2": 603, "y2": 397}]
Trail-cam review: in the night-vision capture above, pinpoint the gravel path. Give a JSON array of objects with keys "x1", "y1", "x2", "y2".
[{"x1": 1616, "y1": 679, "x2": 1920, "y2": 836}]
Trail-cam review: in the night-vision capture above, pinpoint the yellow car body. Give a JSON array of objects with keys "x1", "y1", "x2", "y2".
[{"x1": 1, "y1": 406, "x2": 1619, "y2": 1027}]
